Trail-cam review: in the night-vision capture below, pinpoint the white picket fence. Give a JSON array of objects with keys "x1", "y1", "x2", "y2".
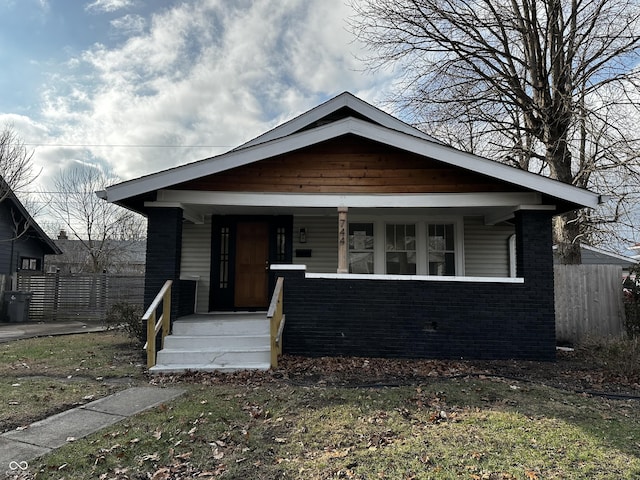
[{"x1": 554, "y1": 264, "x2": 626, "y2": 345}]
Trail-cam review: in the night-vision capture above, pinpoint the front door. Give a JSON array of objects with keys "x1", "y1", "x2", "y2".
[{"x1": 234, "y1": 222, "x2": 269, "y2": 308}]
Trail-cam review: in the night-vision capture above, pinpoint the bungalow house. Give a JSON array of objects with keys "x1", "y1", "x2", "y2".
[{"x1": 99, "y1": 92, "x2": 602, "y2": 371}]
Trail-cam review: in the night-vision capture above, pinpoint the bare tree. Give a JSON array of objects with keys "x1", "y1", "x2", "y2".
[
  {"x1": 47, "y1": 165, "x2": 146, "y2": 273},
  {"x1": 0, "y1": 123, "x2": 41, "y2": 241},
  {"x1": 350, "y1": 0, "x2": 640, "y2": 262}
]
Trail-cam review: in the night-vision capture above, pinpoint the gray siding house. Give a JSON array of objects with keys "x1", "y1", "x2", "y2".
[{"x1": 0, "y1": 186, "x2": 61, "y2": 283}]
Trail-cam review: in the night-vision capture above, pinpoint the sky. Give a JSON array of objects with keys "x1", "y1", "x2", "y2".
[{"x1": 0, "y1": 0, "x2": 394, "y2": 199}]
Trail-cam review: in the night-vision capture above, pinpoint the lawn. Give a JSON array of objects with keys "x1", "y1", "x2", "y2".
[
  {"x1": 0, "y1": 331, "x2": 147, "y2": 433},
  {"x1": 2, "y1": 333, "x2": 640, "y2": 479}
]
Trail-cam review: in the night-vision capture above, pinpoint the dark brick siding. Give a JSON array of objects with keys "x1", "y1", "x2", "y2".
[
  {"x1": 274, "y1": 210, "x2": 556, "y2": 361},
  {"x1": 145, "y1": 207, "x2": 556, "y2": 360},
  {"x1": 145, "y1": 207, "x2": 194, "y2": 320}
]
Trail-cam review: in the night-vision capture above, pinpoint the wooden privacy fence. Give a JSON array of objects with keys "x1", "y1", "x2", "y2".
[
  {"x1": 16, "y1": 272, "x2": 144, "y2": 321},
  {"x1": 554, "y1": 264, "x2": 626, "y2": 345}
]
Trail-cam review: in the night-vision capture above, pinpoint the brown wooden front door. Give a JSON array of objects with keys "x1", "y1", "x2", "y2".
[{"x1": 234, "y1": 222, "x2": 269, "y2": 308}]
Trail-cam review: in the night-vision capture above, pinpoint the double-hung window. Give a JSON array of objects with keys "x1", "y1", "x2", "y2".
[
  {"x1": 386, "y1": 224, "x2": 416, "y2": 275},
  {"x1": 348, "y1": 223, "x2": 374, "y2": 273},
  {"x1": 428, "y1": 224, "x2": 456, "y2": 276},
  {"x1": 348, "y1": 219, "x2": 460, "y2": 276}
]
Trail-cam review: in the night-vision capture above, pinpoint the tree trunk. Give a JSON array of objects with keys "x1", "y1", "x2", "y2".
[{"x1": 553, "y1": 211, "x2": 582, "y2": 264}]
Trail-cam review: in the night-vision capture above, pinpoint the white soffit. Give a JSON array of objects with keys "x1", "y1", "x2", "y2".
[
  {"x1": 150, "y1": 191, "x2": 543, "y2": 208},
  {"x1": 105, "y1": 117, "x2": 600, "y2": 209}
]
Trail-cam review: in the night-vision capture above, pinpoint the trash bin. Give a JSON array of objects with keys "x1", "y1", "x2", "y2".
[{"x1": 3, "y1": 291, "x2": 32, "y2": 323}]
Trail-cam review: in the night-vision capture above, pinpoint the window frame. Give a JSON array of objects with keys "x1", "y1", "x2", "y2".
[
  {"x1": 20, "y1": 257, "x2": 41, "y2": 271},
  {"x1": 348, "y1": 215, "x2": 464, "y2": 276}
]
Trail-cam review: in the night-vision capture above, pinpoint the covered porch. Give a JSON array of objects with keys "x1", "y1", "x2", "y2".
[{"x1": 144, "y1": 197, "x2": 556, "y2": 364}]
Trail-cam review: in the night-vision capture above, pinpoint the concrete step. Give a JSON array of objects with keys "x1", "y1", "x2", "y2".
[
  {"x1": 150, "y1": 313, "x2": 272, "y2": 375},
  {"x1": 155, "y1": 347, "x2": 270, "y2": 366},
  {"x1": 163, "y1": 334, "x2": 269, "y2": 350},
  {"x1": 172, "y1": 315, "x2": 269, "y2": 336},
  {"x1": 149, "y1": 362, "x2": 270, "y2": 374}
]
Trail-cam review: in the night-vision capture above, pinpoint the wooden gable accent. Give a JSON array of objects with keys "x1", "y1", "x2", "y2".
[{"x1": 171, "y1": 135, "x2": 525, "y2": 194}]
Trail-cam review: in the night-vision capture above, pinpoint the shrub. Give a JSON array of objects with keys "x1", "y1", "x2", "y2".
[{"x1": 106, "y1": 302, "x2": 145, "y2": 345}]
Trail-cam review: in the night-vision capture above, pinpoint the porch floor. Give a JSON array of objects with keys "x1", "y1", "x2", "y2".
[{"x1": 149, "y1": 312, "x2": 270, "y2": 374}]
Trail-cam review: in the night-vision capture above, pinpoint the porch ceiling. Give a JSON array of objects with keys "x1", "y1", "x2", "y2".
[{"x1": 145, "y1": 189, "x2": 554, "y2": 224}]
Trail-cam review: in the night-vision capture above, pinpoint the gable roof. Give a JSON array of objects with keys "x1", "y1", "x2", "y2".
[
  {"x1": 0, "y1": 179, "x2": 61, "y2": 255},
  {"x1": 234, "y1": 91, "x2": 442, "y2": 150},
  {"x1": 100, "y1": 92, "x2": 602, "y2": 213}
]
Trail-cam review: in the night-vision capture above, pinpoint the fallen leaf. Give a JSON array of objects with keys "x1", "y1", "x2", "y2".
[
  {"x1": 140, "y1": 453, "x2": 160, "y2": 463},
  {"x1": 213, "y1": 447, "x2": 224, "y2": 460},
  {"x1": 151, "y1": 467, "x2": 171, "y2": 480}
]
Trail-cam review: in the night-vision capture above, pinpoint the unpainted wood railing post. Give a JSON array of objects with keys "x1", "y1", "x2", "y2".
[
  {"x1": 143, "y1": 280, "x2": 173, "y2": 369},
  {"x1": 161, "y1": 287, "x2": 171, "y2": 348},
  {"x1": 268, "y1": 277, "x2": 285, "y2": 369},
  {"x1": 146, "y1": 311, "x2": 156, "y2": 368}
]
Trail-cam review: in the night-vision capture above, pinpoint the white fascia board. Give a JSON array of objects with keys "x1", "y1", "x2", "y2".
[
  {"x1": 236, "y1": 92, "x2": 438, "y2": 150},
  {"x1": 348, "y1": 121, "x2": 600, "y2": 209},
  {"x1": 153, "y1": 190, "x2": 542, "y2": 208},
  {"x1": 105, "y1": 117, "x2": 600, "y2": 208}
]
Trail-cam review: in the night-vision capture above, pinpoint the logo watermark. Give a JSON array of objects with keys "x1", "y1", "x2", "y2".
[{"x1": 9, "y1": 460, "x2": 29, "y2": 471}]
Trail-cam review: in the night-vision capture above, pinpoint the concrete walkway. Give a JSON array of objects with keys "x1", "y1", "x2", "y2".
[
  {"x1": 0, "y1": 387, "x2": 185, "y2": 477},
  {"x1": 0, "y1": 320, "x2": 107, "y2": 343}
]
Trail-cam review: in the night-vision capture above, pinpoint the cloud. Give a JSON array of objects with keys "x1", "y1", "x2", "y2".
[
  {"x1": 32, "y1": 0, "x2": 390, "y2": 186},
  {"x1": 85, "y1": 0, "x2": 136, "y2": 14},
  {"x1": 110, "y1": 14, "x2": 146, "y2": 36}
]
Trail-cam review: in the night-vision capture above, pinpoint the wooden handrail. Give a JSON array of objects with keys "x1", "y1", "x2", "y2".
[
  {"x1": 267, "y1": 277, "x2": 285, "y2": 369},
  {"x1": 143, "y1": 280, "x2": 173, "y2": 368}
]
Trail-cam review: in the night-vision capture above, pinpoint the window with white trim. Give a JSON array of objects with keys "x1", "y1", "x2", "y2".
[
  {"x1": 348, "y1": 218, "x2": 462, "y2": 276},
  {"x1": 348, "y1": 223, "x2": 374, "y2": 273},
  {"x1": 427, "y1": 224, "x2": 456, "y2": 276},
  {"x1": 386, "y1": 223, "x2": 416, "y2": 274}
]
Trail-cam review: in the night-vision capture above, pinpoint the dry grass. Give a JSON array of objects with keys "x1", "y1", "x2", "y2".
[{"x1": 0, "y1": 331, "x2": 147, "y2": 433}]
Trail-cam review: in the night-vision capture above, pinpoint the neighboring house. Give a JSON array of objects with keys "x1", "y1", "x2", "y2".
[
  {"x1": 553, "y1": 244, "x2": 637, "y2": 271},
  {"x1": 44, "y1": 230, "x2": 146, "y2": 274},
  {"x1": 0, "y1": 183, "x2": 61, "y2": 286},
  {"x1": 99, "y1": 92, "x2": 602, "y2": 361}
]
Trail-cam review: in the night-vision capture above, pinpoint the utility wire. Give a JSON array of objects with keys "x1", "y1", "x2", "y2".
[{"x1": 22, "y1": 143, "x2": 233, "y2": 148}]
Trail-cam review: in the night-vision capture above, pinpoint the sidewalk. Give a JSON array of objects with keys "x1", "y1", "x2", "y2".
[
  {"x1": 0, "y1": 320, "x2": 107, "y2": 343},
  {"x1": 0, "y1": 387, "x2": 185, "y2": 478}
]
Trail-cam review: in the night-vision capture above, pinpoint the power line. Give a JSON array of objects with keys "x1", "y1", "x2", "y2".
[{"x1": 23, "y1": 143, "x2": 233, "y2": 148}]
